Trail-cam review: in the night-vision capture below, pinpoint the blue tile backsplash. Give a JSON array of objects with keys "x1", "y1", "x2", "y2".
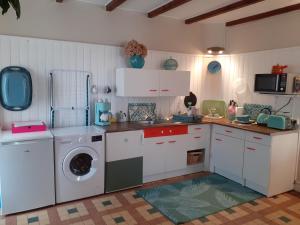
[{"x1": 128, "y1": 103, "x2": 156, "y2": 121}]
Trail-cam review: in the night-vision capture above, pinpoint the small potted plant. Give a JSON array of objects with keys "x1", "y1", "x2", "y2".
[
  {"x1": 124, "y1": 40, "x2": 147, "y2": 69},
  {"x1": 0, "y1": 0, "x2": 21, "y2": 19}
]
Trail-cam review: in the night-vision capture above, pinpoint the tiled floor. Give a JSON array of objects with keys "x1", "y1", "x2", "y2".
[{"x1": 2, "y1": 172, "x2": 300, "y2": 225}]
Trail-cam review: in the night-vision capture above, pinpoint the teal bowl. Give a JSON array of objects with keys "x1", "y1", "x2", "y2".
[{"x1": 236, "y1": 115, "x2": 250, "y2": 122}]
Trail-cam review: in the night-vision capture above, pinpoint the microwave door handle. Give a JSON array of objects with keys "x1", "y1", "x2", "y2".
[{"x1": 275, "y1": 75, "x2": 279, "y2": 91}]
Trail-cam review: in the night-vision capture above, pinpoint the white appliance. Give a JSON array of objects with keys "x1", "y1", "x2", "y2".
[
  {"x1": 0, "y1": 130, "x2": 55, "y2": 215},
  {"x1": 52, "y1": 126, "x2": 105, "y2": 203}
]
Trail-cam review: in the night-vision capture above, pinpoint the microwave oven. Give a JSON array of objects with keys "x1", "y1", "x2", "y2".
[{"x1": 254, "y1": 73, "x2": 296, "y2": 94}]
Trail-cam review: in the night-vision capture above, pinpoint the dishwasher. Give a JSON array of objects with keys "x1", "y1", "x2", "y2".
[
  {"x1": 105, "y1": 130, "x2": 143, "y2": 193},
  {"x1": 0, "y1": 131, "x2": 55, "y2": 215}
]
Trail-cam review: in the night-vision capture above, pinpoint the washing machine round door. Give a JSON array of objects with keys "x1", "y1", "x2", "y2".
[{"x1": 63, "y1": 147, "x2": 99, "y2": 182}]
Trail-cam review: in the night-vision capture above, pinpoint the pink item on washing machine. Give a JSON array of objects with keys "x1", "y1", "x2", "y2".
[{"x1": 12, "y1": 121, "x2": 47, "y2": 133}]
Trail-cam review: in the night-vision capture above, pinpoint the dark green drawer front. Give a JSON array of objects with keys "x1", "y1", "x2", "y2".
[{"x1": 105, "y1": 157, "x2": 143, "y2": 193}]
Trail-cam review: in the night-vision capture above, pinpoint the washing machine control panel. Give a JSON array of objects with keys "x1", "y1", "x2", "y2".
[{"x1": 91, "y1": 135, "x2": 102, "y2": 142}]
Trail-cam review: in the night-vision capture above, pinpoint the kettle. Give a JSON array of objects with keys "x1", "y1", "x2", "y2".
[
  {"x1": 117, "y1": 111, "x2": 127, "y2": 122},
  {"x1": 256, "y1": 108, "x2": 272, "y2": 126}
]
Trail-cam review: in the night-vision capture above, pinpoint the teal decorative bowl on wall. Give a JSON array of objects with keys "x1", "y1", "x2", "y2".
[
  {"x1": 163, "y1": 57, "x2": 178, "y2": 70},
  {"x1": 129, "y1": 55, "x2": 145, "y2": 69}
]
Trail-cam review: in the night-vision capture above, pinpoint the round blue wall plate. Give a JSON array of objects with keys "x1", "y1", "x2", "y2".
[{"x1": 208, "y1": 60, "x2": 222, "y2": 74}]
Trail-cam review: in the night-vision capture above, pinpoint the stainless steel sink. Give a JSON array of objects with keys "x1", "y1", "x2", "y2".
[{"x1": 135, "y1": 120, "x2": 182, "y2": 126}]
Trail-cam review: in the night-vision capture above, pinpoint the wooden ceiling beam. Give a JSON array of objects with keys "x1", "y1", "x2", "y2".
[
  {"x1": 185, "y1": 0, "x2": 265, "y2": 24},
  {"x1": 226, "y1": 3, "x2": 300, "y2": 26},
  {"x1": 106, "y1": 0, "x2": 127, "y2": 11},
  {"x1": 148, "y1": 0, "x2": 192, "y2": 18}
]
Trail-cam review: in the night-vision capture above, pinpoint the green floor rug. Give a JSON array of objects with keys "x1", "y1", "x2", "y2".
[{"x1": 137, "y1": 174, "x2": 263, "y2": 224}]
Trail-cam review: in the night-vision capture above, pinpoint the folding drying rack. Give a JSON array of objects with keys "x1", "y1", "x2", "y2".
[{"x1": 49, "y1": 69, "x2": 91, "y2": 128}]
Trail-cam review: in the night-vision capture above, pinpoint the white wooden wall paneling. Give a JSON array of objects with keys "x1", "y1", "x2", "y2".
[
  {"x1": 1, "y1": 35, "x2": 300, "y2": 129},
  {"x1": 0, "y1": 35, "x2": 203, "y2": 129}
]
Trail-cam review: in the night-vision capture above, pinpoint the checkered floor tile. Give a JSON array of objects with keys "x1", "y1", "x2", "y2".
[
  {"x1": 2, "y1": 173, "x2": 300, "y2": 225},
  {"x1": 122, "y1": 191, "x2": 143, "y2": 205},
  {"x1": 136, "y1": 204, "x2": 163, "y2": 221},
  {"x1": 16, "y1": 210, "x2": 50, "y2": 225},
  {"x1": 92, "y1": 195, "x2": 122, "y2": 212},
  {"x1": 57, "y1": 202, "x2": 88, "y2": 221},
  {"x1": 102, "y1": 210, "x2": 137, "y2": 225},
  {"x1": 70, "y1": 219, "x2": 95, "y2": 225}
]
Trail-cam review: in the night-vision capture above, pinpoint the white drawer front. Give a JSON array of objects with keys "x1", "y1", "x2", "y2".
[
  {"x1": 214, "y1": 125, "x2": 245, "y2": 139},
  {"x1": 186, "y1": 134, "x2": 209, "y2": 150},
  {"x1": 106, "y1": 130, "x2": 143, "y2": 162},
  {"x1": 188, "y1": 124, "x2": 210, "y2": 134},
  {"x1": 245, "y1": 131, "x2": 271, "y2": 146}
]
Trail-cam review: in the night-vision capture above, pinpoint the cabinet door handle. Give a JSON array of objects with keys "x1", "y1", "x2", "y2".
[
  {"x1": 215, "y1": 138, "x2": 223, "y2": 142},
  {"x1": 225, "y1": 130, "x2": 232, "y2": 133},
  {"x1": 156, "y1": 142, "x2": 165, "y2": 145},
  {"x1": 247, "y1": 147, "x2": 256, "y2": 151},
  {"x1": 168, "y1": 140, "x2": 176, "y2": 143},
  {"x1": 253, "y1": 136, "x2": 262, "y2": 140},
  {"x1": 194, "y1": 136, "x2": 201, "y2": 139},
  {"x1": 161, "y1": 89, "x2": 169, "y2": 92},
  {"x1": 2, "y1": 140, "x2": 41, "y2": 146},
  {"x1": 149, "y1": 89, "x2": 158, "y2": 92},
  {"x1": 194, "y1": 128, "x2": 202, "y2": 130}
]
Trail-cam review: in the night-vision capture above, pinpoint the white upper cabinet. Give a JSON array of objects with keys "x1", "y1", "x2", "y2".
[
  {"x1": 159, "y1": 70, "x2": 190, "y2": 96},
  {"x1": 116, "y1": 68, "x2": 190, "y2": 97},
  {"x1": 116, "y1": 69, "x2": 159, "y2": 97}
]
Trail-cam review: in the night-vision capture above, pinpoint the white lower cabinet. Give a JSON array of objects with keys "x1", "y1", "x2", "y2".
[
  {"x1": 243, "y1": 141, "x2": 270, "y2": 193},
  {"x1": 212, "y1": 133, "x2": 244, "y2": 184},
  {"x1": 164, "y1": 136, "x2": 186, "y2": 172},
  {"x1": 142, "y1": 135, "x2": 186, "y2": 177},
  {"x1": 142, "y1": 137, "x2": 166, "y2": 176},
  {"x1": 212, "y1": 125, "x2": 299, "y2": 197},
  {"x1": 106, "y1": 124, "x2": 298, "y2": 197},
  {"x1": 142, "y1": 125, "x2": 211, "y2": 182}
]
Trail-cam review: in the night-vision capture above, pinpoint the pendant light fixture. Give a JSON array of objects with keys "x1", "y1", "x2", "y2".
[{"x1": 207, "y1": 47, "x2": 225, "y2": 55}]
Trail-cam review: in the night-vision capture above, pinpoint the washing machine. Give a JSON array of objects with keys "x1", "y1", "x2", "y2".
[{"x1": 51, "y1": 126, "x2": 105, "y2": 203}]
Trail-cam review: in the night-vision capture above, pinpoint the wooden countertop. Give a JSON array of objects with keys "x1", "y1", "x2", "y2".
[
  {"x1": 204, "y1": 118, "x2": 298, "y2": 136},
  {"x1": 102, "y1": 118, "x2": 298, "y2": 136}
]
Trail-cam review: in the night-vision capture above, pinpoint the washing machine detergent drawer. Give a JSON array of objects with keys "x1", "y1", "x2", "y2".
[{"x1": 105, "y1": 157, "x2": 143, "y2": 193}]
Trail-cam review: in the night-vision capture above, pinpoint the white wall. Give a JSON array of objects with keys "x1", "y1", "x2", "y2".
[
  {"x1": 201, "y1": 24, "x2": 226, "y2": 52},
  {"x1": 0, "y1": 0, "x2": 203, "y2": 54},
  {"x1": 226, "y1": 11, "x2": 300, "y2": 53},
  {"x1": 0, "y1": 35, "x2": 204, "y2": 129}
]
